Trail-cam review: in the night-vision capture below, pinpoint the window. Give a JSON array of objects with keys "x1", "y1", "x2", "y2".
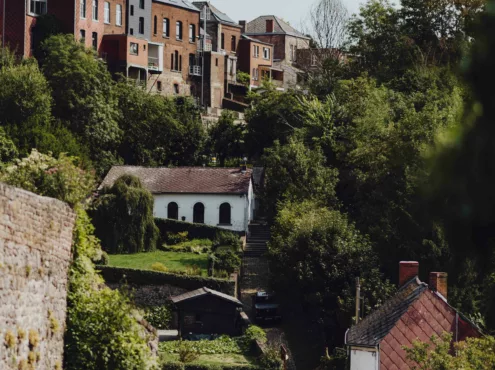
[
  {"x1": 157, "y1": 81, "x2": 162, "y2": 91},
  {"x1": 221, "y1": 33, "x2": 225, "y2": 50},
  {"x1": 311, "y1": 53, "x2": 317, "y2": 66},
  {"x1": 193, "y1": 203, "x2": 205, "y2": 224},
  {"x1": 116, "y1": 4, "x2": 122, "y2": 26},
  {"x1": 30, "y1": 0, "x2": 47, "y2": 15},
  {"x1": 92, "y1": 32, "x2": 98, "y2": 50},
  {"x1": 289, "y1": 45, "x2": 294, "y2": 61},
  {"x1": 163, "y1": 18, "x2": 169, "y2": 37},
  {"x1": 294, "y1": 45, "x2": 297, "y2": 61},
  {"x1": 170, "y1": 53, "x2": 174, "y2": 70},
  {"x1": 138, "y1": 17, "x2": 144, "y2": 34},
  {"x1": 200, "y1": 7, "x2": 211, "y2": 20},
  {"x1": 179, "y1": 55, "x2": 182, "y2": 71},
  {"x1": 104, "y1": 2, "x2": 110, "y2": 23},
  {"x1": 130, "y1": 28, "x2": 134, "y2": 35},
  {"x1": 80, "y1": 29, "x2": 86, "y2": 43},
  {"x1": 92, "y1": 0, "x2": 98, "y2": 21},
  {"x1": 263, "y1": 47, "x2": 270, "y2": 60},
  {"x1": 189, "y1": 24, "x2": 196, "y2": 42},
  {"x1": 174, "y1": 83, "x2": 179, "y2": 94},
  {"x1": 139, "y1": 0, "x2": 144, "y2": 9},
  {"x1": 167, "y1": 202, "x2": 178, "y2": 220},
  {"x1": 172, "y1": 50, "x2": 180, "y2": 71},
  {"x1": 153, "y1": 16, "x2": 157, "y2": 34},
  {"x1": 253, "y1": 45, "x2": 259, "y2": 58},
  {"x1": 130, "y1": 5, "x2": 134, "y2": 16},
  {"x1": 231, "y1": 35, "x2": 236, "y2": 52},
  {"x1": 219, "y1": 203, "x2": 231, "y2": 225},
  {"x1": 130, "y1": 42, "x2": 139, "y2": 55},
  {"x1": 215, "y1": 58, "x2": 218, "y2": 67},
  {"x1": 176, "y1": 21, "x2": 183, "y2": 40},
  {"x1": 80, "y1": 0, "x2": 86, "y2": 18},
  {"x1": 252, "y1": 68, "x2": 258, "y2": 80}
]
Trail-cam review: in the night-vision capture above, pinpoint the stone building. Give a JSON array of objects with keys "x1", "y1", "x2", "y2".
[{"x1": 241, "y1": 15, "x2": 310, "y2": 90}]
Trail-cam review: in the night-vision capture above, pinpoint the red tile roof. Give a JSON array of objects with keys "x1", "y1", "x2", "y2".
[{"x1": 100, "y1": 166, "x2": 253, "y2": 195}]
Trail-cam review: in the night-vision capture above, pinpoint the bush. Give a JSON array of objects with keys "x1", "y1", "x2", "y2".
[
  {"x1": 243, "y1": 326, "x2": 267, "y2": 347},
  {"x1": 211, "y1": 250, "x2": 241, "y2": 274},
  {"x1": 94, "y1": 250, "x2": 109, "y2": 266},
  {"x1": 178, "y1": 341, "x2": 200, "y2": 363},
  {"x1": 152, "y1": 262, "x2": 169, "y2": 273},
  {"x1": 161, "y1": 239, "x2": 213, "y2": 254},
  {"x1": 214, "y1": 232, "x2": 242, "y2": 252},
  {"x1": 160, "y1": 336, "x2": 243, "y2": 355},
  {"x1": 167, "y1": 232, "x2": 189, "y2": 245},
  {"x1": 145, "y1": 305, "x2": 172, "y2": 330},
  {"x1": 258, "y1": 346, "x2": 283, "y2": 370},
  {"x1": 162, "y1": 362, "x2": 184, "y2": 370},
  {"x1": 155, "y1": 218, "x2": 241, "y2": 244}
]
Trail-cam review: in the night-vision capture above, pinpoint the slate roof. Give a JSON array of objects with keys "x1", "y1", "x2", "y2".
[
  {"x1": 100, "y1": 166, "x2": 252, "y2": 195},
  {"x1": 241, "y1": 34, "x2": 273, "y2": 46},
  {"x1": 154, "y1": 0, "x2": 199, "y2": 12},
  {"x1": 192, "y1": 2, "x2": 241, "y2": 27},
  {"x1": 245, "y1": 15, "x2": 310, "y2": 39},
  {"x1": 171, "y1": 287, "x2": 243, "y2": 306},
  {"x1": 347, "y1": 278, "x2": 428, "y2": 347}
]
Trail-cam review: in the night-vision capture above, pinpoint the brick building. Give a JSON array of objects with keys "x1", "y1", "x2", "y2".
[
  {"x1": 192, "y1": 1, "x2": 242, "y2": 110},
  {"x1": 242, "y1": 15, "x2": 310, "y2": 90},
  {"x1": 238, "y1": 35, "x2": 279, "y2": 89},
  {"x1": 0, "y1": 0, "x2": 104, "y2": 57},
  {"x1": 346, "y1": 261, "x2": 481, "y2": 370}
]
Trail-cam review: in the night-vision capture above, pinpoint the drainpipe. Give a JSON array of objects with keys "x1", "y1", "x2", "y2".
[{"x1": 201, "y1": 5, "x2": 206, "y2": 108}]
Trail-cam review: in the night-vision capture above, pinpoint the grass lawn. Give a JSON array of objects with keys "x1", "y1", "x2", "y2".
[
  {"x1": 108, "y1": 251, "x2": 209, "y2": 274},
  {"x1": 160, "y1": 353, "x2": 256, "y2": 366}
]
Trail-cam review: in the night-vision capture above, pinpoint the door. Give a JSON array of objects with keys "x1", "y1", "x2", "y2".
[{"x1": 193, "y1": 203, "x2": 205, "y2": 224}]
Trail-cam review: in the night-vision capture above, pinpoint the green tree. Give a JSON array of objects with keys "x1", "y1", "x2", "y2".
[
  {"x1": 208, "y1": 110, "x2": 244, "y2": 166},
  {"x1": 41, "y1": 34, "x2": 122, "y2": 174},
  {"x1": 0, "y1": 128, "x2": 18, "y2": 164},
  {"x1": 261, "y1": 138, "x2": 339, "y2": 220},
  {"x1": 91, "y1": 174, "x2": 159, "y2": 254}
]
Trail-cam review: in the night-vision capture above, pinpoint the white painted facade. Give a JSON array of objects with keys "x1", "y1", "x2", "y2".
[
  {"x1": 349, "y1": 347, "x2": 379, "y2": 370},
  {"x1": 153, "y1": 180, "x2": 255, "y2": 233}
]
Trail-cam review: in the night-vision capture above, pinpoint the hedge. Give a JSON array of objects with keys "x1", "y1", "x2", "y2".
[
  {"x1": 155, "y1": 218, "x2": 243, "y2": 243},
  {"x1": 161, "y1": 363, "x2": 262, "y2": 370},
  {"x1": 97, "y1": 266, "x2": 236, "y2": 296}
]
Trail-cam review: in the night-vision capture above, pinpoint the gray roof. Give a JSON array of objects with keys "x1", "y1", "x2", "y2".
[
  {"x1": 241, "y1": 34, "x2": 273, "y2": 46},
  {"x1": 192, "y1": 2, "x2": 241, "y2": 27},
  {"x1": 245, "y1": 15, "x2": 309, "y2": 39},
  {"x1": 347, "y1": 278, "x2": 428, "y2": 347},
  {"x1": 153, "y1": 0, "x2": 200, "y2": 12},
  {"x1": 171, "y1": 287, "x2": 243, "y2": 306}
]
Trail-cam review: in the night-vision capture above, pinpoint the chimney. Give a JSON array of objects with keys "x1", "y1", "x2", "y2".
[
  {"x1": 239, "y1": 20, "x2": 246, "y2": 34},
  {"x1": 266, "y1": 19, "x2": 274, "y2": 33},
  {"x1": 429, "y1": 272, "x2": 448, "y2": 300},
  {"x1": 399, "y1": 261, "x2": 419, "y2": 287}
]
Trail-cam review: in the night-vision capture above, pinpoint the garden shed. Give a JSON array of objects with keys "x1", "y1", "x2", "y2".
[{"x1": 171, "y1": 287, "x2": 243, "y2": 337}]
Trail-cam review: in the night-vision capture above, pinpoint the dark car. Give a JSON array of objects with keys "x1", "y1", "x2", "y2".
[{"x1": 252, "y1": 291, "x2": 282, "y2": 323}]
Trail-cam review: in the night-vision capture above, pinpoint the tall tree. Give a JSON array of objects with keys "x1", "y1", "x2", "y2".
[{"x1": 207, "y1": 110, "x2": 244, "y2": 166}]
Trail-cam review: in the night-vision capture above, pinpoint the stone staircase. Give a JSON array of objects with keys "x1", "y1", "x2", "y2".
[{"x1": 244, "y1": 223, "x2": 270, "y2": 257}]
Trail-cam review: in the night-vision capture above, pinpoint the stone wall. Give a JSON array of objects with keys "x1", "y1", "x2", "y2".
[{"x1": 0, "y1": 183, "x2": 75, "y2": 370}]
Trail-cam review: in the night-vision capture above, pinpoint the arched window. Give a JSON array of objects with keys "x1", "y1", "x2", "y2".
[
  {"x1": 167, "y1": 202, "x2": 178, "y2": 220},
  {"x1": 193, "y1": 203, "x2": 205, "y2": 224},
  {"x1": 219, "y1": 203, "x2": 231, "y2": 225}
]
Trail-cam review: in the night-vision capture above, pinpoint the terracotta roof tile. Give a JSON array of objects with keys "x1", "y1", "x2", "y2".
[{"x1": 100, "y1": 166, "x2": 253, "y2": 195}]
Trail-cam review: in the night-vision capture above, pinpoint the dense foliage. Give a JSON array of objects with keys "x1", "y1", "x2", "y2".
[{"x1": 91, "y1": 174, "x2": 159, "y2": 254}]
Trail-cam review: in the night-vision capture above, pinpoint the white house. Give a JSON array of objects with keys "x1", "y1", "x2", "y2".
[{"x1": 100, "y1": 166, "x2": 255, "y2": 233}]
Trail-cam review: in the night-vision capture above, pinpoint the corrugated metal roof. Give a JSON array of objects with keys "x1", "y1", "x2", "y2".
[
  {"x1": 154, "y1": 0, "x2": 200, "y2": 12},
  {"x1": 171, "y1": 287, "x2": 243, "y2": 305}
]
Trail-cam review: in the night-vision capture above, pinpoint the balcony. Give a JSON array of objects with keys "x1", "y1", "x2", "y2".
[
  {"x1": 189, "y1": 65, "x2": 202, "y2": 76},
  {"x1": 148, "y1": 43, "x2": 164, "y2": 74},
  {"x1": 197, "y1": 40, "x2": 212, "y2": 52},
  {"x1": 148, "y1": 57, "x2": 161, "y2": 72}
]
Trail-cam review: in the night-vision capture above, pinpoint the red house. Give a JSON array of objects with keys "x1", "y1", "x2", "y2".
[{"x1": 346, "y1": 261, "x2": 481, "y2": 370}]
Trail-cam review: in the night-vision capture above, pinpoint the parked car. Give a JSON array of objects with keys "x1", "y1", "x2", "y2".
[{"x1": 252, "y1": 291, "x2": 281, "y2": 323}]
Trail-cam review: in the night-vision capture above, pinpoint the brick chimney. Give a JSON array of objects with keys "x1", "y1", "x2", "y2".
[
  {"x1": 429, "y1": 272, "x2": 448, "y2": 300},
  {"x1": 266, "y1": 19, "x2": 274, "y2": 33},
  {"x1": 399, "y1": 261, "x2": 419, "y2": 287},
  {"x1": 239, "y1": 20, "x2": 246, "y2": 34}
]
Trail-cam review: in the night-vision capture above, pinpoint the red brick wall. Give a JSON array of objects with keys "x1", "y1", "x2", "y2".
[
  {"x1": 104, "y1": 0, "x2": 126, "y2": 35},
  {"x1": 2, "y1": 0, "x2": 26, "y2": 55},
  {"x1": 237, "y1": 39, "x2": 273, "y2": 87},
  {"x1": 379, "y1": 290, "x2": 481, "y2": 370},
  {"x1": 101, "y1": 34, "x2": 148, "y2": 66},
  {"x1": 75, "y1": 0, "x2": 105, "y2": 52},
  {"x1": 248, "y1": 34, "x2": 285, "y2": 61},
  {"x1": 219, "y1": 23, "x2": 241, "y2": 55}
]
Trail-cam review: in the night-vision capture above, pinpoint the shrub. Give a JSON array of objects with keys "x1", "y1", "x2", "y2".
[
  {"x1": 178, "y1": 341, "x2": 200, "y2": 363},
  {"x1": 214, "y1": 232, "x2": 241, "y2": 252},
  {"x1": 144, "y1": 305, "x2": 172, "y2": 330},
  {"x1": 155, "y1": 218, "x2": 241, "y2": 244},
  {"x1": 161, "y1": 362, "x2": 184, "y2": 370},
  {"x1": 258, "y1": 346, "x2": 283, "y2": 370},
  {"x1": 94, "y1": 251, "x2": 109, "y2": 266},
  {"x1": 212, "y1": 250, "x2": 241, "y2": 274},
  {"x1": 151, "y1": 262, "x2": 169, "y2": 273},
  {"x1": 243, "y1": 326, "x2": 267, "y2": 347},
  {"x1": 167, "y1": 232, "x2": 189, "y2": 245}
]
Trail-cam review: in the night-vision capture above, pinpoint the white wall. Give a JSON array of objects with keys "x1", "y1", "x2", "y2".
[
  {"x1": 153, "y1": 192, "x2": 253, "y2": 232},
  {"x1": 349, "y1": 347, "x2": 379, "y2": 370}
]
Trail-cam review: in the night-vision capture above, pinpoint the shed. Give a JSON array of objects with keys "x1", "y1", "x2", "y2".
[{"x1": 171, "y1": 287, "x2": 243, "y2": 337}]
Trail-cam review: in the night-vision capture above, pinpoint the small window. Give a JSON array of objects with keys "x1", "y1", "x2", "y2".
[
  {"x1": 154, "y1": 16, "x2": 157, "y2": 35},
  {"x1": 221, "y1": 33, "x2": 225, "y2": 50},
  {"x1": 253, "y1": 45, "x2": 259, "y2": 58},
  {"x1": 116, "y1": 4, "x2": 122, "y2": 25},
  {"x1": 163, "y1": 18, "x2": 170, "y2": 37},
  {"x1": 171, "y1": 53, "x2": 174, "y2": 70},
  {"x1": 176, "y1": 21, "x2": 183, "y2": 40},
  {"x1": 252, "y1": 68, "x2": 258, "y2": 81},
  {"x1": 130, "y1": 42, "x2": 139, "y2": 55},
  {"x1": 173, "y1": 50, "x2": 179, "y2": 71},
  {"x1": 219, "y1": 203, "x2": 231, "y2": 225},
  {"x1": 92, "y1": 32, "x2": 98, "y2": 50},
  {"x1": 167, "y1": 202, "x2": 178, "y2": 219},
  {"x1": 139, "y1": 17, "x2": 144, "y2": 34},
  {"x1": 179, "y1": 55, "x2": 182, "y2": 71},
  {"x1": 130, "y1": 28, "x2": 134, "y2": 35},
  {"x1": 30, "y1": 0, "x2": 47, "y2": 15},
  {"x1": 157, "y1": 81, "x2": 163, "y2": 91},
  {"x1": 263, "y1": 47, "x2": 270, "y2": 60},
  {"x1": 92, "y1": 0, "x2": 98, "y2": 21},
  {"x1": 215, "y1": 58, "x2": 218, "y2": 67},
  {"x1": 189, "y1": 24, "x2": 196, "y2": 42},
  {"x1": 139, "y1": 0, "x2": 145, "y2": 9},
  {"x1": 231, "y1": 35, "x2": 236, "y2": 52},
  {"x1": 130, "y1": 5, "x2": 134, "y2": 16},
  {"x1": 104, "y1": 2, "x2": 110, "y2": 23},
  {"x1": 174, "y1": 84, "x2": 179, "y2": 95},
  {"x1": 80, "y1": 0, "x2": 87, "y2": 18},
  {"x1": 80, "y1": 29, "x2": 86, "y2": 43}
]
